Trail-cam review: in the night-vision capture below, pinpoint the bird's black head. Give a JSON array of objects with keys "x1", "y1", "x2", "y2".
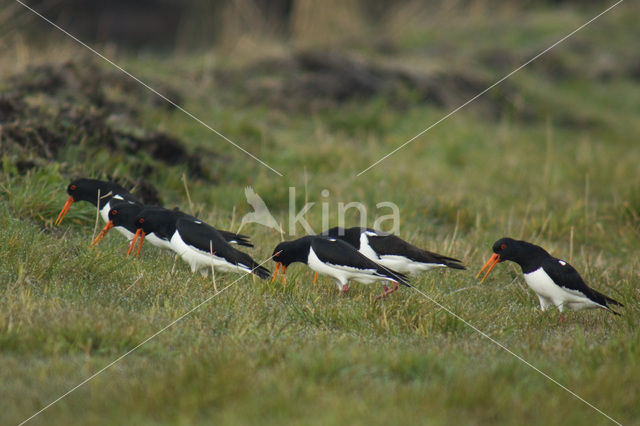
[
  {"x1": 67, "y1": 178, "x2": 127, "y2": 207},
  {"x1": 134, "y1": 207, "x2": 175, "y2": 235},
  {"x1": 272, "y1": 237, "x2": 313, "y2": 267},
  {"x1": 108, "y1": 202, "x2": 143, "y2": 228},
  {"x1": 478, "y1": 237, "x2": 551, "y2": 282},
  {"x1": 491, "y1": 237, "x2": 519, "y2": 262},
  {"x1": 492, "y1": 237, "x2": 549, "y2": 267}
]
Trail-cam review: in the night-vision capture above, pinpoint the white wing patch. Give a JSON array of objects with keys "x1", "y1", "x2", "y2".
[{"x1": 558, "y1": 260, "x2": 567, "y2": 266}]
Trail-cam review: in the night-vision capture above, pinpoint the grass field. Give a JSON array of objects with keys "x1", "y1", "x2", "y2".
[{"x1": 1, "y1": 2, "x2": 639, "y2": 425}]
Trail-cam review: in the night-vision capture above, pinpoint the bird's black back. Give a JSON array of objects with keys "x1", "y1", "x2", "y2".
[
  {"x1": 310, "y1": 237, "x2": 409, "y2": 286},
  {"x1": 540, "y1": 257, "x2": 623, "y2": 309},
  {"x1": 176, "y1": 219, "x2": 269, "y2": 279},
  {"x1": 367, "y1": 233, "x2": 465, "y2": 269}
]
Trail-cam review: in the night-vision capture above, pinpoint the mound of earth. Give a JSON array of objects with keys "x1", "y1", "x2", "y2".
[
  {"x1": 0, "y1": 61, "x2": 215, "y2": 182},
  {"x1": 220, "y1": 50, "x2": 522, "y2": 116}
]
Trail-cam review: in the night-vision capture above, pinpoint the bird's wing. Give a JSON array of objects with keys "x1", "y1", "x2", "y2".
[
  {"x1": 217, "y1": 229, "x2": 253, "y2": 247},
  {"x1": 541, "y1": 257, "x2": 613, "y2": 306},
  {"x1": 311, "y1": 237, "x2": 409, "y2": 286},
  {"x1": 368, "y1": 234, "x2": 465, "y2": 269},
  {"x1": 176, "y1": 218, "x2": 262, "y2": 270}
]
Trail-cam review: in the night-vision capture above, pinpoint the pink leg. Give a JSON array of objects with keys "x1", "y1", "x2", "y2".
[
  {"x1": 375, "y1": 282, "x2": 399, "y2": 300},
  {"x1": 340, "y1": 284, "x2": 350, "y2": 294}
]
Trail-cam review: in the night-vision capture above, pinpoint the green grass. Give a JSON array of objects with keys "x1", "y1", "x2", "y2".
[{"x1": 2, "y1": 3, "x2": 640, "y2": 425}]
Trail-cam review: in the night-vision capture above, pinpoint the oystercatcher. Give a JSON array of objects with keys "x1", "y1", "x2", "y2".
[
  {"x1": 477, "y1": 237, "x2": 623, "y2": 315},
  {"x1": 127, "y1": 207, "x2": 252, "y2": 254},
  {"x1": 272, "y1": 236, "x2": 410, "y2": 294},
  {"x1": 90, "y1": 201, "x2": 142, "y2": 247},
  {"x1": 325, "y1": 227, "x2": 465, "y2": 274},
  {"x1": 55, "y1": 178, "x2": 140, "y2": 239},
  {"x1": 324, "y1": 227, "x2": 464, "y2": 297},
  {"x1": 92, "y1": 204, "x2": 252, "y2": 252},
  {"x1": 90, "y1": 202, "x2": 177, "y2": 250},
  {"x1": 130, "y1": 209, "x2": 267, "y2": 279}
]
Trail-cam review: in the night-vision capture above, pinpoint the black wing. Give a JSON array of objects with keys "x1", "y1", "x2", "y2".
[
  {"x1": 310, "y1": 237, "x2": 409, "y2": 286},
  {"x1": 541, "y1": 257, "x2": 622, "y2": 309},
  {"x1": 171, "y1": 210, "x2": 253, "y2": 247},
  {"x1": 217, "y1": 230, "x2": 253, "y2": 247},
  {"x1": 367, "y1": 233, "x2": 465, "y2": 270},
  {"x1": 176, "y1": 218, "x2": 269, "y2": 279},
  {"x1": 323, "y1": 226, "x2": 373, "y2": 248}
]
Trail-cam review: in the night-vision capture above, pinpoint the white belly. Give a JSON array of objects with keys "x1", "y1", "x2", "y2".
[
  {"x1": 376, "y1": 255, "x2": 443, "y2": 275},
  {"x1": 170, "y1": 232, "x2": 249, "y2": 275},
  {"x1": 358, "y1": 233, "x2": 442, "y2": 275},
  {"x1": 308, "y1": 248, "x2": 390, "y2": 289},
  {"x1": 101, "y1": 200, "x2": 135, "y2": 240},
  {"x1": 115, "y1": 226, "x2": 135, "y2": 241},
  {"x1": 145, "y1": 233, "x2": 173, "y2": 250},
  {"x1": 524, "y1": 268, "x2": 599, "y2": 311}
]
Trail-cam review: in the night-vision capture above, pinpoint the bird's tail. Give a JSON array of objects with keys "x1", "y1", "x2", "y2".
[
  {"x1": 232, "y1": 235, "x2": 253, "y2": 247},
  {"x1": 438, "y1": 255, "x2": 466, "y2": 270},
  {"x1": 604, "y1": 295, "x2": 623, "y2": 307},
  {"x1": 592, "y1": 288, "x2": 624, "y2": 308},
  {"x1": 591, "y1": 289, "x2": 623, "y2": 315},
  {"x1": 377, "y1": 265, "x2": 410, "y2": 287},
  {"x1": 218, "y1": 229, "x2": 254, "y2": 247},
  {"x1": 250, "y1": 263, "x2": 271, "y2": 280}
]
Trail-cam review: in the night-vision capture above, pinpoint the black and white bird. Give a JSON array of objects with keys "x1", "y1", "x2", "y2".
[
  {"x1": 92, "y1": 204, "x2": 252, "y2": 253},
  {"x1": 477, "y1": 237, "x2": 623, "y2": 315},
  {"x1": 325, "y1": 227, "x2": 465, "y2": 274},
  {"x1": 324, "y1": 227, "x2": 464, "y2": 296},
  {"x1": 131, "y1": 208, "x2": 268, "y2": 279},
  {"x1": 272, "y1": 236, "x2": 410, "y2": 295},
  {"x1": 55, "y1": 178, "x2": 140, "y2": 239}
]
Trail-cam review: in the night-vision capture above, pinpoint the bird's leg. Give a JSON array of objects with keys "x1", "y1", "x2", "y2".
[
  {"x1": 375, "y1": 281, "x2": 399, "y2": 300},
  {"x1": 340, "y1": 284, "x2": 350, "y2": 294},
  {"x1": 313, "y1": 272, "x2": 318, "y2": 285},
  {"x1": 558, "y1": 303, "x2": 565, "y2": 322}
]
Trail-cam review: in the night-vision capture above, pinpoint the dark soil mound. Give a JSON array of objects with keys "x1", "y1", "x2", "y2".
[
  {"x1": 1, "y1": 61, "x2": 215, "y2": 180},
  {"x1": 223, "y1": 50, "x2": 522, "y2": 116}
]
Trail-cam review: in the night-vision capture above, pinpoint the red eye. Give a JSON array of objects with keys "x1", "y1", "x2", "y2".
[
  {"x1": 70, "y1": 185, "x2": 77, "y2": 190},
  {"x1": 500, "y1": 243, "x2": 507, "y2": 250},
  {"x1": 138, "y1": 218, "x2": 145, "y2": 223},
  {"x1": 112, "y1": 210, "x2": 118, "y2": 215}
]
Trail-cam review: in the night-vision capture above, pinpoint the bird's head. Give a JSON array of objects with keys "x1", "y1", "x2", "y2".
[
  {"x1": 271, "y1": 237, "x2": 313, "y2": 284},
  {"x1": 476, "y1": 237, "x2": 517, "y2": 283}
]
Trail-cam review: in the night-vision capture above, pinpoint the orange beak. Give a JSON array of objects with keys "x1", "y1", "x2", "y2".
[
  {"x1": 55, "y1": 196, "x2": 74, "y2": 225},
  {"x1": 90, "y1": 221, "x2": 114, "y2": 247},
  {"x1": 271, "y1": 262, "x2": 287, "y2": 286},
  {"x1": 476, "y1": 253, "x2": 501, "y2": 283},
  {"x1": 127, "y1": 229, "x2": 145, "y2": 257}
]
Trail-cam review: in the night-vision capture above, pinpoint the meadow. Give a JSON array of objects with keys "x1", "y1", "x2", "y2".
[{"x1": 1, "y1": 2, "x2": 639, "y2": 425}]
